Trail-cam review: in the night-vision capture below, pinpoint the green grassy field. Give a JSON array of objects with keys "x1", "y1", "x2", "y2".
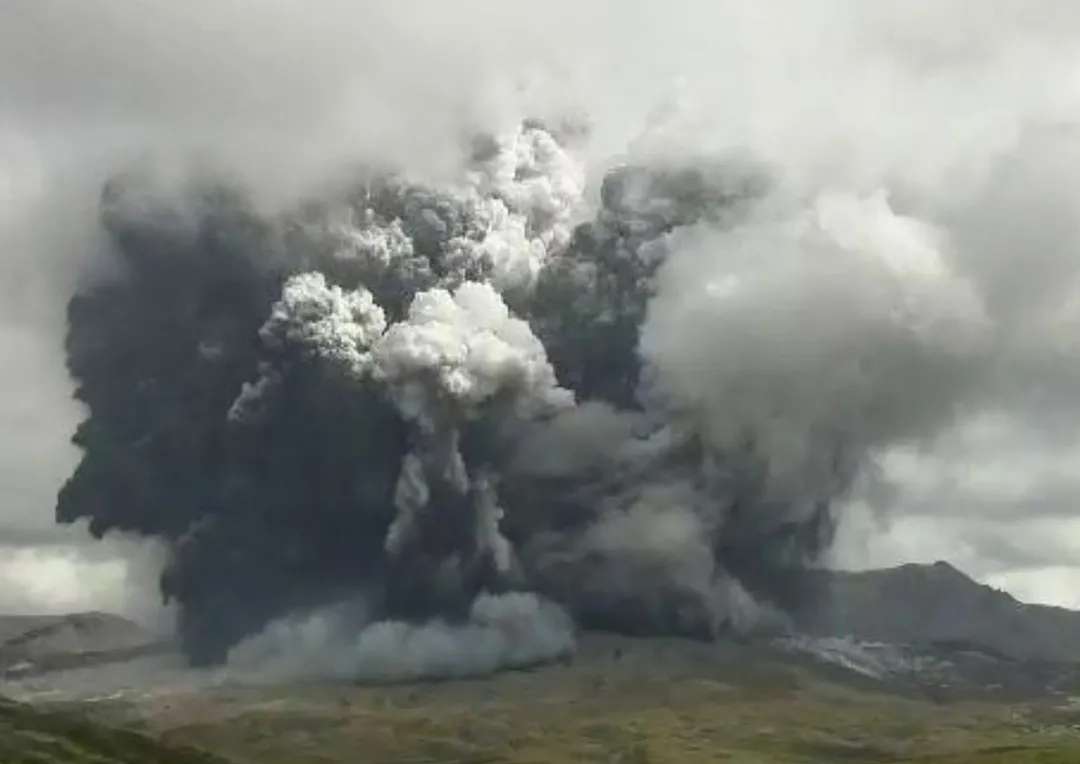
[
  {"x1": 38, "y1": 645, "x2": 1075, "y2": 763},
  {"x1": 0, "y1": 696, "x2": 228, "y2": 764},
  {"x1": 11, "y1": 637, "x2": 1080, "y2": 763},
  {"x1": 143, "y1": 682, "x2": 1080, "y2": 764}
]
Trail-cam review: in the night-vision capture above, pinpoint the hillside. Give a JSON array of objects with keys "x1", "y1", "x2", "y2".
[
  {"x1": 0, "y1": 612, "x2": 168, "y2": 677},
  {"x1": 6, "y1": 564, "x2": 1080, "y2": 762},
  {"x1": 18, "y1": 633, "x2": 1076, "y2": 764},
  {"x1": 0, "y1": 695, "x2": 228, "y2": 764},
  {"x1": 788, "y1": 561, "x2": 1080, "y2": 663}
]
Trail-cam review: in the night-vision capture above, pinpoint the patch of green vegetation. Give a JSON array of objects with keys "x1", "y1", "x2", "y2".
[
  {"x1": 136, "y1": 676, "x2": 1080, "y2": 764},
  {"x1": 24, "y1": 646, "x2": 1080, "y2": 764},
  {"x1": 0, "y1": 696, "x2": 230, "y2": 764}
]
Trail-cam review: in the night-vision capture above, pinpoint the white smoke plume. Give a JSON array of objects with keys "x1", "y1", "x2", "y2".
[
  {"x1": 227, "y1": 591, "x2": 574, "y2": 683},
  {"x1": 458, "y1": 123, "x2": 587, "y2": 289},
  {"x1": 374, "y1": 281, "x2": 572, "y2": 572},
  {"x1": 640, "y1": 190, "x2": 990, "y2": 507},
  {"x1": 229, "y1": 272, "x2": 387, "y2": 422},
  {"x1": 260, "y1": 272, "x2": 386, "y2": 377},
  {"x1": 299, "y1": 121, "x2": 586, "y2": 296},
  {"x1": 374, "y1": 281, "x2": 572, "y2": 424}
]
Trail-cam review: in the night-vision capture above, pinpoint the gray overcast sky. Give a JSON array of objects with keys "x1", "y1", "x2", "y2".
[{"x1": 5, "y1": 1, "x2": 1080, "y2": 621}]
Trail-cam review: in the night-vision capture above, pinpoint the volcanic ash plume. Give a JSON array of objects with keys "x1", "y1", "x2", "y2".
[
  {"x1": 57, "y1": 119, "x2": 990, "y2": 675},
  {"x1": 373, "y1": 280, "x2": 572, "y2": 582}
]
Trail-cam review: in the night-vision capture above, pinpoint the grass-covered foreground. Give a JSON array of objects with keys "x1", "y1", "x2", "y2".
[
  {"x1": 11, "y1": 637, "x2": 1080, "y2": 763},
  {"x1": 145, "y1": 683, "x2": 1080, "y2": 764},
  {"x1": 40, "y1": 640, "x2": 1080, "y2": 763},
  {"x1": 0, "y1": 696, "x2": 228, "y2": 764}
]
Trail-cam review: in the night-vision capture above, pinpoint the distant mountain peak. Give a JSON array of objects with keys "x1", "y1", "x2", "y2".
[{"x1": 790, "y1": 561, "x2": 1080, "y2": 664}]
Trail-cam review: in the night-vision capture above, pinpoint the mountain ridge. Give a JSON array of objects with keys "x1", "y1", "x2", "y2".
[{"x1": 787, "y1": 560, "x2": 1080, "y2": 664}]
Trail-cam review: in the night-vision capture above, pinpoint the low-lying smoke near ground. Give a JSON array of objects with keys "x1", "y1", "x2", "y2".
[{"x1": 8, "y1": 1, "x2": 1080, "y2": 679}]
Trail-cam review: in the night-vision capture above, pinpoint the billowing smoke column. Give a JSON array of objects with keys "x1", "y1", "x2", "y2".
[{"x1": 58, "y1": 121, "x2": 989, "y2": 672}]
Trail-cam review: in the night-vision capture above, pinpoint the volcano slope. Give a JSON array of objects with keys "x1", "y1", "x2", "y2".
[
  {"x1": 7, "y1": 630, "x2": 1080, "y2": 764},
  {"x1": 0, "y1": 612, "x2": 171, "y2": 678},
  {"x1": 8, "y1": 561, "x2": 1080, "y2": 763}
]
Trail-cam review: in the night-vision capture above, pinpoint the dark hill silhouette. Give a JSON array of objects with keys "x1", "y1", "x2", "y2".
[{"x1": 789, "y1": 561, "x2": 1080, "y2": 663}]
